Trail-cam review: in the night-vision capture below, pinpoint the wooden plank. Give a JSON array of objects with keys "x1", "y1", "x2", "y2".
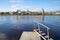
[
  {"x1": 34, "y1": 30, "x2": 46, "y2": 40},
  {"x1": 19, "y1": 31, "x2": 41, "y2": 40}
]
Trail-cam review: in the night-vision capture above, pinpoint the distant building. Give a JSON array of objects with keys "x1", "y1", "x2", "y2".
[
  {"x1": 55, "y1": 12, "x2": 60, "y2": 14},
  {"x1": 9, "y1": 12, "x2": 13, "y2": 15}
]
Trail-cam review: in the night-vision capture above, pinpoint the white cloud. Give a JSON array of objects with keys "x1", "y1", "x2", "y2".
[
  {"x1": 10, "y1": 0, "x2": 41, "y2": 11},
  {"x1": 11, "y1": 4, "x2": 20, "y2": 8},
  {"x1": 28, "y1": 8, "x2": 41, "y2": 12},
  {"x1": 10, "y1": 0, "x2": 24, "y2": 11},
  {"x1": 18, "y1": 5, "x2": 33, "y2": 11},
  {"x1": 10, "y1": 0, "x2": 16, "y2": 2},
  {"x1": 11, "y1": 5, "x2": 19, "y2": 11},
  {"x1": 23, "y1": 6, "x2": 32, "y2": 8},
  {"x1": 10, "y1": 0, "x2": 24, "y2": 3}
]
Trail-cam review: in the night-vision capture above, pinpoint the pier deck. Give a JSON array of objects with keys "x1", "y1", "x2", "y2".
[
  {"x1": 19, "y1": 22, "x2": 53, "y2": 40},
  {"x1": 20, "y1": 31, "x2": 41, "y2": 40}
]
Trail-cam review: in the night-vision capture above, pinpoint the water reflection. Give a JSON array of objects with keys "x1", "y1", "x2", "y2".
[
  {"x1": 0, "y1": 15, "x2": 60, "y2": 40},
  {"x1": 0, "y1": 15, "x2": 42, "y2": 40}
]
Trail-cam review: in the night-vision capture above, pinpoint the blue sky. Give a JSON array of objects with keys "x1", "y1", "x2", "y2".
[{"x1": 0, "y1": 0, "x2": 60, "y2": 12}]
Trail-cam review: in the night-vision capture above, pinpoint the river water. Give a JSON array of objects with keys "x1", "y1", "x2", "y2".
[{"x1": 0, "y1": 15, "x2": 60, "y2": 40}]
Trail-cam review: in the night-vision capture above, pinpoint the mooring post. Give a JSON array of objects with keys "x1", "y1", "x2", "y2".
[
  {"x1": 34, "y1": 23, "x2": 36, "y2": 31},
  {"x1": 47, "y1": 28, "x2": 50, "y2": 40},
  {"x1": 38, "y1": 24, "x2": 41, "y2": 34}
]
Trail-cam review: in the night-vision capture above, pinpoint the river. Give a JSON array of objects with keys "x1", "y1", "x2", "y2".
[{"x1": 0, "y1": 15, "x2": 60, "y2": 40}]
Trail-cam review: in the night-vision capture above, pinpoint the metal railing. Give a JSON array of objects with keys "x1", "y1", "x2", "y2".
[{"x1": 34, "y1": 22, "x2": 53, "y2": 40}]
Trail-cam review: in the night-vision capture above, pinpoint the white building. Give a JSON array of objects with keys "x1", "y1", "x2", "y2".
[{"x1": 55, "y1": 12, "x2": 60, "y2": 14}]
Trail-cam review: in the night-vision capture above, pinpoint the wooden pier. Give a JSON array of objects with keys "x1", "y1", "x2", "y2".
[
  {"x1": 20, "y1": 30, "x2": 41, "y2": 40},
  {"x1": 19, "y1": 22, "x2": 53, "y2": 40}
]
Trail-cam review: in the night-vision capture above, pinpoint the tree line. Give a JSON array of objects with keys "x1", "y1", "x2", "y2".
[{"x1": 0, "y1": 11, "x2": 60, "y2": 15}]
